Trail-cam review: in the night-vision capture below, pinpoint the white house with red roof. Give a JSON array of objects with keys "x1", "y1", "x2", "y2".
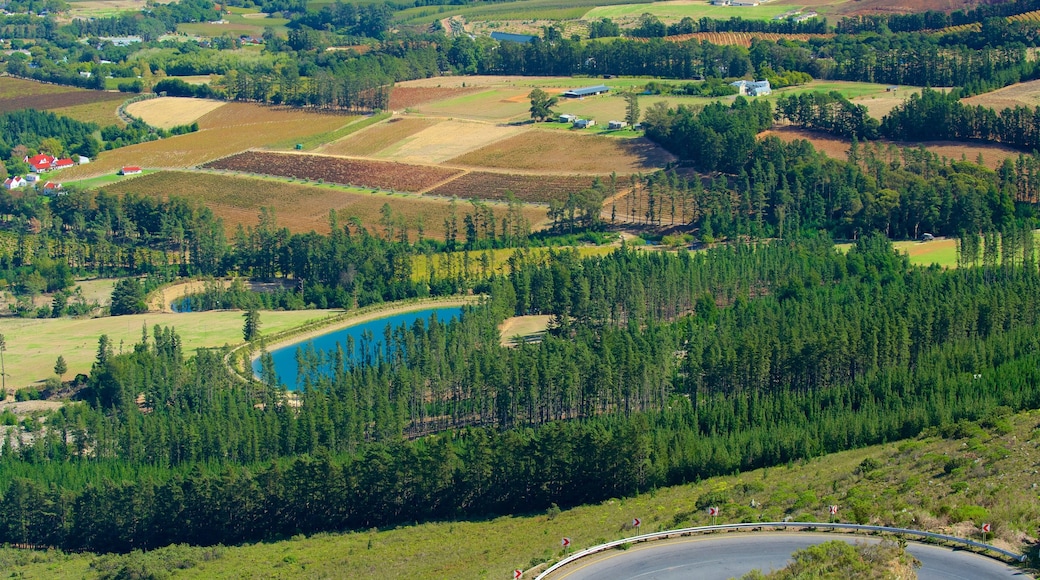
[
  {"x1": 42, "y1": 181, "x2": 63, "y2": 194},
  {"x1": 53, "y1": 158, "x2": 75, "y2": 170},
  {"x1": 120, "y1": 166, "x2": 143, "y2": 175},
  {"x1": 25, "y1": 153, "x2": 56, "y2": 173},
  {"x1": 3, "y1": 176, "x2": 28, "y2": 189}
]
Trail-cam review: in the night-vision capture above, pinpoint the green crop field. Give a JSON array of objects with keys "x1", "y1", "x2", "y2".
[
  {"x1": 3, "y1": 408, "x2": 1036, "y2": 578},
  {"x1": 395, "y1": 0, "x2": 633, "y2": 26},
  {"x1": 418, "y1": 88, "x2": 533, "y2": 121},
  {"x1": 0, "y1": 309, "x2": 340, "y2": 390},
  {"x1": 585, "y1": 1, "x2": 803, "y2": 22}
]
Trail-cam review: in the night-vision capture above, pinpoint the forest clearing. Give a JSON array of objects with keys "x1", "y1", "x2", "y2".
[{"x1": 759, "y1": 126, "x2": 1024, "y2": 169}]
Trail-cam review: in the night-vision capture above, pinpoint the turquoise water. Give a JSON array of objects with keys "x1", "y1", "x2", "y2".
[{"x1": 252, "y1": 306, "x2": 463, "y2": 390}]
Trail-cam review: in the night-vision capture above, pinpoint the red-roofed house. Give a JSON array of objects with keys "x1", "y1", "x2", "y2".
[
  {"x1": 120, "y1": 166, "x2": 142, "y2": 175},
  {"x1": 53, "y1": 158, "x2": 75, "y2": 170},
  {"x1": 25, "y1": 153, "x2": 56, "y2": 173},
  {"x1": 42, "y1": 181, "x2": 63, "y2": 194},
  {"x1": 3, "y1": 176, "x2": 28, "y2": 189}
]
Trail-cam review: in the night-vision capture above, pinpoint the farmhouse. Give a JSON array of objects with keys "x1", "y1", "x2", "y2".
[
  {"x1": 25, "y1": 153, "x2": 56, "y2": 172},
  {"x1": 559, "y1": 113, "x2": 577, "y2": 123},
  {"x1": 793, "y1": 11, "x2": 818, "y2": 21},
  {"x1": 24, "y1": 173, "x2": 39, "y2": 184},
  {"x1": 120, "y1": 166, "x2": 143, "y2": 175},
  {"x1": 573, "y1": 118, "x2": 596, "y2": 129},
  {"x1": 42, "y1": 181, "x2": 63, "y2": 195},
  {"x1": 730, "y1": 79, "x2": 772, "y2": 96},
  {"x1": 53, "y1": 158, "x2": 75, "y2": 170},
  {"x1": 3, "y1": 176, "x2": 27, "y2": 189},
  {"x1": 562, "y1": 85, "x2": 610, "y2": 98},
  {"x1": 608, "y1": 120, "x2": 627, "y2": 130},
  {"x1": 491, "y1": 32, "x2": 535, "y2": 44}
]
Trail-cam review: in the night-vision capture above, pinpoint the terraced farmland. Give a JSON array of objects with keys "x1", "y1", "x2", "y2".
[{"x1": 204, "y1": 151, "x2": 462, "y2": 192}]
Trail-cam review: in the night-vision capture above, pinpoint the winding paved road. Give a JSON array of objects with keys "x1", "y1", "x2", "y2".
[{"x1": 549, "y1": 532, "x2": 1032, "y2": 579}]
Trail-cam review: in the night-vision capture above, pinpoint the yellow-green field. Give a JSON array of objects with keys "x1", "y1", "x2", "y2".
[
  {"x1": 584, "y1": 1, "x2": 805, "y2": 23},
  {"x1": 411, "y1": 245, "x2": 616, "y2": 282},
  {"x1": 177, "y1": 8, "x2": 289, "y2": 38},
  {"x1": 2, "y1": 408, "x2": 1036, "y2": 578},
  {"x1": 0, "y1": 309, "x2": 339, "y2": 390}
]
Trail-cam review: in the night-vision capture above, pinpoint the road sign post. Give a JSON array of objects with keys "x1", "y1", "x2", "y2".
[
  {"x1": 708, "y1": 506, "x2": 719, "y2": 526},
  {"x1": 982, "y1": 523, "x2": 991, "y2": 542},
  {"x1": 632, "y1": 517, "x2": 641, "y2": 530},
  {"x1": 514, "y1": 569, "x2": 522, "y2": 579},
  {"x1": 829, "y1": 505, "x2": 838, "y2": 523},
  {"x1": 561, "y1": 537, "x2": 571, "y2": 550}
]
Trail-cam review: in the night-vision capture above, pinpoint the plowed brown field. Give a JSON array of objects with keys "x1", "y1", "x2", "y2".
[
  {"x1": 761, "y1": 126, "x2": 1022, "y2": 169},
  {"x1": 0, "y1": 78, "x2": 124, "y2": 114},
  {"x1": 57, "y1": 103, "x2": 351, "y2": 179},
  {"x1": 428, "y1": 172, "x2": 602, "y2": 203},
  {"x1": 389, "y1": 86, "x2": 482, "y2": 110},
  {"x1": 320, "y1": 117, "x2": 440, "y2": 156},
  {"x1": 449, "y1": 131, "x2": 675, "y2": 174},
  {"x1": 101, "y1": 170, "x2": 547, "y2": 239},
  {"x1": 204, "y1": 151, "x2": 462, "y2": 192}
]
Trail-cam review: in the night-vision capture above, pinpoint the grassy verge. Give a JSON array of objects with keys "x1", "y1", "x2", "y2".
[{"x1": 2, "y1": 409, "x2": 1037, "y2": 578}]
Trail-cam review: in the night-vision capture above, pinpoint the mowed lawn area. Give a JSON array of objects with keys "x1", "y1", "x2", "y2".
[{"x1": 0, "y1": 309, "x2": 339, "y2": 389}]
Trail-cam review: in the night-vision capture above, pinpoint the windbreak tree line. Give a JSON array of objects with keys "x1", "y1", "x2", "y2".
[{"x1": 5, "y1": 237, "x2": 1040, "y2": 551}]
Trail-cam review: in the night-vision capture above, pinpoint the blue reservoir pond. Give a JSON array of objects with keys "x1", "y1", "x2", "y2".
[{"x1": 252, "y1": 306, "x2": 463, "y2": 389}]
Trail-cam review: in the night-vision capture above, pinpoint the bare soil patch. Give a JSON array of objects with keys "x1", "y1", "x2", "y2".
[
  {"x1": 58, "y1": 103, "x2": 350, "y2": 179},
  {"x1": 103, "y1": 170, "x2": 546, "y2": 239},
  {"x1": 379, "y1": 120, "x2": 527, "y2": 164},
  {"x1": 962, "y1": 79, "x2": 1040, "y2": 111},
  {"x1": 428, "y1": 171, "x2": 602, "y2": 203},
  {"x1": 389, "y1": 86, "x2": 482, "y2": 110},
  {"x1": 761, "y1": 126, "x2": 1022, "y2": 169},
  {"x1": 204, "y1": 151, "x2": 462, "y2": 192},
  {"x1": 320, "y1": 117, "x2": 440, "y2": 156},
  {"x1": 449, "y1": 131, "x2": 675, "y2": 174},
  {"x1": 125, "y1": 97, "x2": 226, "y2": 129},
  {"x1": 499, "y1": 314, "x2": 551, "y2": 346}
]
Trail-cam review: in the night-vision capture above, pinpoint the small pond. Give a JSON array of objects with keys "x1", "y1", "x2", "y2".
[{"x1": 252, "y1": 306, "x2": 463, "y2": 389}]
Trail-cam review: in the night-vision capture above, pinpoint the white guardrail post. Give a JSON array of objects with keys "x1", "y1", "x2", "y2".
[{"x1": 533, "y1": 521, "x2": 1029, "y2": 579}]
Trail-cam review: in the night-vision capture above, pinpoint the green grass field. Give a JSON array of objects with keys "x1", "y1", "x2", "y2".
[
  {"x1": 177, "y1": 9, "x2": 289, "y2": 38},
  {"x1": 2, "y1": 408, "x2": 1036, "y2": 578},
  {"x1": 584, "y1": 1, "x2": 803, "y2": 22},
  {"x1": 67, "y1": 170, "x2": 159, "y2": 190},
  {"x1": 0, "y1": 309, "x2": 339, "y2": 390}
]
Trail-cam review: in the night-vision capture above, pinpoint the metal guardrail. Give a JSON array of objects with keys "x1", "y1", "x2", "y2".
[{"x1": 534, "y1": 521, "x2": 1029, "y2": 579}]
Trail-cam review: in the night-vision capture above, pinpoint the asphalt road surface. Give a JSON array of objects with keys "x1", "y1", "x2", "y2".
[{"x1": 549, "y1": 532, "x2": 1032, "y2": 579}]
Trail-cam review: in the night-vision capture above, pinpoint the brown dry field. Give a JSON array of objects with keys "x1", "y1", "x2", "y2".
[
  {"x1": 395, "y1": 75, "x2": 579, "y2": 89},
  {"x1": 761, "y1": 126, "x2": 1023, "y2": 169},
  {"x1": 125, "y1": 97, "x2": 226, "y2": 129},
  {"x1": 850, "y1": 94, "x2": 909, "y2": 119},
  {"x1": 0, "y1": 82, "x2": 124, "y2": 114},
  {"x1": 449, "y1": 131, "x2": 676, "y2": 174},
  {"x1": 498, "y1": 314, "x2": 551, "y2": 346},
  {"x1": 48, "y1": 99, "x2": 124, "y2": 127},
  {"x1": 378, "y1": 119, "x2": 527, "y2": 164},
  {"x1": 388, "y1": 86, "x2": 483, "y2": 110},
  {"x1": 205, "y1": 151, "x2": 461, "y2": 192},
  {"x1": 57, "y1": 103, "x2": 351, "y2": 179},
  {"x1": 319, "y1": 117, "x2": 441, "y2": 156},
  {"x1": 101, "y1": 170, "x2": 547, "y2": 239},
  {"x1": 962, "y1": 79, "x2": 1040, "y2": 111}
]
